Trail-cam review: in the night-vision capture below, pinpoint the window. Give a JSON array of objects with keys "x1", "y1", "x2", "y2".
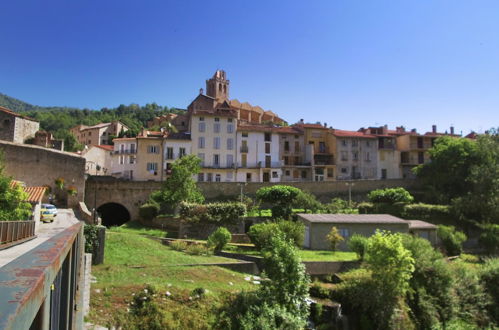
[
  {"x1": 352, "y1": 140, "x2": 358, "y2": 147},
  {"x1": 264, "y1": 133, "x2": 271, "y2": 141},
  {"x1": 228, "y1": 118, "x2": 233, "y2": 122},
  {"x1": 246, "y1": 173, "x2": 252, "y2": 182},
  {"x1": 227, "y1": 138, "x2": 234, "y2": 150},
  {"x1": 341, "y1": 151, "x2": 348, "y2": 161},
  {"x1": 365, "y1": 152, "x2": 371, "y2": 161},
  {"x1": 148, "y1": 145, "x2": 159, "y2": 154},
  {"x1": 146, "y1": 162, "x2": 158, "y2": 172},
  {"x1": 294, "y1": 141, "x2": 300, "y2": 152},
  {"x1": 215, "y1": 174, "x2": 221, "y2": 182},
  {"x1": 241, "y1": 154, "x2": 247, "y2": 167},
  {"x1": 366, "y1": 141, "x2": 371, "y2": 147},
  {"x1": 130, "y1": 156, "x2": 136, "y2": 164},
  {"x1": 199, "y1": 117, "x2": 205, "y2": 121},
  {"x1": 283, "y1": 156, "x2": 289, "y2": 165},
  {"x1": 226, "y1": 171, "x2": 233, "y2": 180},
  {"x1": 285, "y1": 170, "x2": 290, "y2": 176},
  {"x1": 198, "y1": 122, "x2": 206, "y2": 132},
  {"x1": 119, "y1": 156, "x2": 124, "y2": 165},
  {"x1": 284, "y1": 141, "x2": 290, "y2": 152},
  {"x1": 214, "y1": 117, "x2": 220, "y2": 122},
  {"x1": 226, "y1": 154, "x2": 234, "y2": 167},
  {"x1": 214, "y1": 137, "x2": 221, "y2": 149},
  {"x1": 265, "y1": 143, "x2": 271, "y2": 154},
  {"x1": 293, "y1": 170, "x2": 299, "y2": 178},
  {"x1": 242, "y1": 132, "x2": 248, "y2": 137},
  {"x1": 339, "y1": 228, "x2": 349, "y2": 238},
  {"x1": 227, "y1": 124, "x2": 234, "y2": 133},
  {"x1": 198, "y1": 173, "x2": 205, "y2": 182},
  {"x1": 352, "y1": 151, "x2": 359, "y2": 161},
  {"x1": 301, "y1": 171, "x2": 307, "y2": 179},
  {"x1": 342, "y1": 140, "x2": 347, "y2": 147},
  {"x1": 327, "y1": 168, "x2": 334, "y2": 177},
  {"x1": 380, "y1": 152, "x2": 385, "y2": 161},
  {"x1": 198, "y1": 153, "x2": 205, "y2": 166},
  {"x1": 272, "y1": 171, "x2": 278, "y2": 178},
  {"x1": 130, "y1": 144, "x2": 136, "y2": 153},
  {"x1": 179, "y1": 147, "x2": 186, "y2": 158},
  {"x1": 213, "y1": 154, "x2": 220, "y2": 166},
  {"x1": 319, "y1": 142, "x2": 326, "y2": 153},
  {"x1": 166, "y1": 147, "x2": 174, "y2": 159},
  {"x1": 341, "y1": 167, "x2": 348, "y2": 173},
  {"x1": 88, "y1": 132, "x2": 92, "y2": 136},
  {"x1": 198, "y1": 137, "x2": 205, "y2": 149},
  {"x1": 294, "y1": 156, "x2": 300, "y2": 164},
  {"x1": 214, "y1": 123, "x2": 220, "y2": 133},
  {"x1": 3, "y1": 119, "x2": 10, "y2": 127},
  {"x1": 207, "y1": 173, "x2": 213, "y2": 182}
]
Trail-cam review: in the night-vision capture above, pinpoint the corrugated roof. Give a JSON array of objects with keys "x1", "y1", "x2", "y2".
[
  {"x1": 298, "y1": 214, "x2": 409, "y2": 224},
  {"x1": 407, "y1": 220, "x2": 437, "y2": 229}
]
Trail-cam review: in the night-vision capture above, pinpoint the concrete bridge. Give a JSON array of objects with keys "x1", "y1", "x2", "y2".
[{"x1": 85, "y1": 176, "x2": 420, "y2": 227}]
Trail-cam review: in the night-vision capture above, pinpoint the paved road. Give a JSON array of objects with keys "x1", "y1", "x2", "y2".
[{"x1": 0, "y1": 209, "x2": 80, "y2": 268}]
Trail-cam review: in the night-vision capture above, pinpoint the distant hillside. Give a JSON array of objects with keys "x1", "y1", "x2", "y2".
[{"x1": 0, "y1": 93, "x2": 81, "y2": 113}]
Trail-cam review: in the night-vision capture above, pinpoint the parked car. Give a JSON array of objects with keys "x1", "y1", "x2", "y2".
[
  {"x1": 41, "y1": 204, "x2": 58, "y2": 216},
  {"x1": 40, "y1": 210, "x2": 55, "y2": 223}
]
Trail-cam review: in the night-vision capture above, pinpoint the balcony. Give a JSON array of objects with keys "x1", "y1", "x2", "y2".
[
  {"x1": 240, "y1": 145, "x2": 249, "y2": 153},
  {"x1": 410, "y1": 143, "x2": 432, "y2": 150},
  {"x1": 112, "y1": 149, "x2": 137, "y2": 155},
  {"x1": 314, "y1": 154, "x2": 335, "y2": 165}
]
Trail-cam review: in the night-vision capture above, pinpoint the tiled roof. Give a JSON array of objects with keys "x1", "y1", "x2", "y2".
[
  {"x1": 275, "y1": 126, "x2": 304, "y2": 134},
  {"x1": 407, "y1": 220, "x2": 437, "y2": 229},
  {"x1": 298, "y1": 214, "x2": 408, "y2": 224},
  {"x1": 333, "y1": 129, "x2": 376, "y2": 138},
  {"x1": 96, "y1": 145, "x2": 114, "y2": 151},
  {"x1": 296, "y1": 123, "x2": 327, "y2": 129},
  {"x1": 0, "y1": 106, "x2": 38, "y2": 122}
]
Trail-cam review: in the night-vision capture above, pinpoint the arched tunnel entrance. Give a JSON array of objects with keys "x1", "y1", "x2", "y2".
[{"x1": 97, "y1": 203, "x2": 131, "y2": 227}]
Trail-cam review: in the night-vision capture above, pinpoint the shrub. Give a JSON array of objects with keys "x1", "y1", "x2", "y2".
[
  {"x1": 367, "y1": 187, "x2": 414, "y2": 204},
  {"x1": 294, "y1": 191, "x2": 323, "y2": 213},
  {"x1": 479, "y1": 224, "x2": 499, "y2": 255},
  {"x1": 179, "y1": 202, "x2": 246, "y2": 225},
  {"x1": 348, "y1": 234, "x2": 368, "y2": 260},
  {"x1": 139, "y1": 202, "x2": 159, "y2": 221},
  {"x1": 185, "y1": 244, "x2": 211, "y2": 256},
  {"x1": 84, "y1": 224, "x2": 100, "y2": 254},
  {"x1": 256, "y1": 185, "x2": 302, "y2": 219},
  {"x1": 325, "y1": 198, "x2": 349, "y2": 213},
  {"x1": 191, "y1": 287, "x2": 207, "y2": 299},
  {"x1": 480, "y1": 258, "x2": 499, "y2": 323},
  {"x1": 207, "y1": 227, "x2": 232, "y2": 252},
  {"x1": 402, "y1": 203, "x2": 454, "y2": 223},
  {"x1": 169, "y1": 240, "x2": 188, "y2": 251},
  {"x1": 437, "y1": 225, "x2": 467, "y2": 256},
  {"x1": 248, "y1": 221, "x2": 304, "y2": 250},
  {"x1": 309, "y1": 282, "x2": 330, "y2": 299},
  {"x1": 326, "y1": 226, "x2": 344, "y2": 252}
]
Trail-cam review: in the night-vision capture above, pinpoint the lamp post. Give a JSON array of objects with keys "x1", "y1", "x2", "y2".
[
  {"x1": 345, "y1": 182, "x2": 355, "y2": 208},
  {"x1": 238, "y1": 182, "x2": 247, "y2": 203}
]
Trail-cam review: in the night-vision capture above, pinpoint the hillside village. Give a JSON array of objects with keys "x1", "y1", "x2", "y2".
[{"x1": 0, "y1": 70, "x2": 474, "y2": 183}]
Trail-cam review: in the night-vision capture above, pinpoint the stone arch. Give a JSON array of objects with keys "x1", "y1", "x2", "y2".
[{"x1": 97, "y1": 202, "x2": 131, "y2": 227}]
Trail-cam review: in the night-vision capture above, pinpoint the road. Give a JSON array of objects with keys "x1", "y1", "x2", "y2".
[{"x1": 0, "y1": 209, "x2": 80, "y2": 268}]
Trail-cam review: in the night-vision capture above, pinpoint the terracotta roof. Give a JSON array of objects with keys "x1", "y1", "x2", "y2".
[
  {"x1": 238, "y1": 124, "x2": 276, "y2": 132},
  {"x1": 275, "y1": 126, "x2": 304, "y2": 134},
  {"x1": 333, "y1": 129, "x2": 376, "y2": 138},
  {"x1": 465, "y1": 132, "x2": 478, "y2": 139},
  {"x1": 296, "y1": 123, "x2": 328, "y2": 129},
  {"x1": 407, "y1": 220, "x2": 437, "y2": 229},
  {"x1": 0, "y1": 106, "x2": 38, "y2": 122},
  {"x1": 23, "y1": 186, "x2": 47, "y2": 203},
  {"x1": 298, "y1": 214, "x2": 409, "y2": 224},
  {"x1": 113, "y1": 137, "x2": 136, "y2": 141},
  {"x1": 96, "y1": 145, "x2": 114, "y2": 151}
]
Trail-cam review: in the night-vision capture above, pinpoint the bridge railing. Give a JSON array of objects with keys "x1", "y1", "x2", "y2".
[
  {"x1": 0, "y1": 222, "x2": 85, "y2": 330},
  {"x1": 0, "y1": 220, "x2": 36, "y2": 250}
]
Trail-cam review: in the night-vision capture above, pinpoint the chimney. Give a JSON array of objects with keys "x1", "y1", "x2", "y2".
[
  {"x1": 411, "y1": 128, "x2": 417, "y2": 133},
  {"x1": 199, "y1": 88, "x2": 204, "y2": 95},
  {"x1": 324, "y1": 122, "x2": 327, "y2": 128},
  {"x1": 383, "y1": 124, "x2": 388, "y2": 134},
  {"x1": 432, "y1": 125, "x2": 437, "y2": 133},
  {"x1": 450, "y1": 126, "x2": 455, "y2": 135},
  {"x1": 300, "y1": 119, "x2": 304, "y2": 124}
]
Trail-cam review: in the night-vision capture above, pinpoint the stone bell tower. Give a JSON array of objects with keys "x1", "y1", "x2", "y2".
[{"x1": 206, "y1": 70, "x2": 230, "y2": 101}]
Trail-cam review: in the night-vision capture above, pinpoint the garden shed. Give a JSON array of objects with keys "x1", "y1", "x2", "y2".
[{"x1": 298, "y1": 214, "x2": 437, "y2": 251}]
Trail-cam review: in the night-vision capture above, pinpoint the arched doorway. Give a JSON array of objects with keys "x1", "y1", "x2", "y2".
[{"x1": 97, "y1": 203, "x2": 131, "y2": 227}]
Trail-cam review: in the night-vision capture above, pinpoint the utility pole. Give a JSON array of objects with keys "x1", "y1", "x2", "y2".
[{"x1": 345, "y1": 182, "x2": 355, "y2": 208}]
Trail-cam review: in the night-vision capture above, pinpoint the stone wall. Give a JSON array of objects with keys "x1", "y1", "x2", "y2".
[
  {"x1": 86, "y1": 177, "x2": 420, "y2": 221},
  {"x1": 0, "y1": 141, "x2": 86, "y2": 207}
]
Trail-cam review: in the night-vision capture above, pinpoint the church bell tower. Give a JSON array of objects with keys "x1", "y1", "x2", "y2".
[{"x1": 206, "y1": 70, "x2": 230, "y2": 101}]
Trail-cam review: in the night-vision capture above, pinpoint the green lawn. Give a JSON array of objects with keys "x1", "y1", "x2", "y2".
[
  {"x1": 89, "y1": 225, "x2": 255, "y2": 327},
  {"x1": 108, "y1": 221, "x2": 166, "y2": 238},
  {"x1": 224, "y1": 245, "x2": 358, "y2": 262}
]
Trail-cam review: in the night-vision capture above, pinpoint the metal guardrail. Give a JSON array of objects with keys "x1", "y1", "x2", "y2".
[
  {"x1": 0, "y1": 221, "x2": 36, "y2": 250},
  {"x1": 0, "y1": 222, "x2": 85, "y2": 330}
]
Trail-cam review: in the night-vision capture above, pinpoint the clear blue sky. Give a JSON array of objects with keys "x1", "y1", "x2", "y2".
[{"x1": 1, "y1": 1, "x2": 498, "y2": 134}]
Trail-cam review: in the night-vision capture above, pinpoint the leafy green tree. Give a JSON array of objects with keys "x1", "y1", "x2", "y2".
[
  {"x1": 326, "y1": 226, "x2": 344, "y2": 252},
  {"x1": 153, "y1": 155, "x2": 204, "y2": 212},
  {"x1": 293, "y1": 190, "x2": 323, "y2": 212},
  {"x1": 247, "y1": 221, "x2": 304, "y2": 250},
  {"x1": 0, "y1": 152, "x2": 32, "y2": 220},
  {"x1": 348, "y1": 234, "x2": 368, "y2": 260},
  {"x1": 207, "y1": 227, "x2": 232, "y2": 252},
  {"x1": 367, "y1": 187, "x2": 414, "y2": 204},
  {"x1": 256, "y1": 185, "x2": 302, "y2": 219}
]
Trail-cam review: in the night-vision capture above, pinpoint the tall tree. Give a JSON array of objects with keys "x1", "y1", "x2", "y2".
[{"x1": 0, "y1": 152, "x2": 32, "y2": 221}]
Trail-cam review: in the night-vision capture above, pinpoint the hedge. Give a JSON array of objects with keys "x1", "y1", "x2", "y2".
[
  {"x1": 179, "y1": 201, "x2": 246, "y2": 225},
  {"x1": 358, "y1": 202, "x2": 455, "y2": 225},
  {"x1": 139, "y1": 202, "x2": 159, "y2": 220}
]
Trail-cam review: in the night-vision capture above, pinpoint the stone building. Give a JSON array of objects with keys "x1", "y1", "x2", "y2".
[
  {"x1": 70, "y1": 121, "x2": 128, "y2": 147},
  {"x1": 0, "y1": 106, "x2": 39, "y2": 144}
]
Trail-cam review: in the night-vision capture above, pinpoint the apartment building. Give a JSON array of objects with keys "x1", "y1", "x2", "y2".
[
  {"x1": 163, "y1": 132, "x2": 191, "y2": 176},
  {"x1": 236, "y1": 124, "x2": 281, "y2": 182},
  {"x1": 333, "y1": 130, "x2": 378, "y2": 180},
  {"x1": 278, "y1": 126, "x2": 312, "y2": 182},
  {"x1": 0, "y1": 106, "x2": 39, "y2": 144},
  {"x1": 70, "y1": 121, "x2": 128, "y2": 146},
  {"x1": 297, "y1": 122, "x2": 336, "y2": 181},
  {"x1": 110, "y1": 137, "x2": 138, "y2": 180},
  {"x1": 82, "y1": 145, "x2": 113, "y2": 176}
]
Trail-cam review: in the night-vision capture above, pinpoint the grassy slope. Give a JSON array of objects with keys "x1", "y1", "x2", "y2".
[{"x1": 89, "y1": 228, "x2": 255, "y2": 326}]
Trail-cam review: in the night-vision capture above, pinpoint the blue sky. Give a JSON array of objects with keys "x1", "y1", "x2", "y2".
[{"x1": 1, "y1": 1, "x2": 498, "y2": 134}]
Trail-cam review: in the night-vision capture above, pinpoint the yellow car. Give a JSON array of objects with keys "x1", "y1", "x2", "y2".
[{"x1": 40, "y1": 209, "x2": 55, "y2": 223}]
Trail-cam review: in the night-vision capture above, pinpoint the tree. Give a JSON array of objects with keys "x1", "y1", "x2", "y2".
[
  {"x1": 0, "y1": 152, "x2": 32, "y2": 221},
  {"x1": 256, "y1": 185, "x2": 302, "y2": 219},
  {"x1": 367, "y1": 187, "x2": 414, "y2": 204},
  {"x1": 437, "y1": 225, "x2": 467, "y2": 256},
  {"x1": 326, "y1": 226, "x2": 344, "y2": 252},
  {"x1": 152, "y1": 155, "x2": 204, "y2": 212},
  {"x1": 207, "y1": 227, "x2": 232, "y2": 253}
]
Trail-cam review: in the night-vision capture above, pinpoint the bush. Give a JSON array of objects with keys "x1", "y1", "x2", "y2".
[
  {"x1": 185, "y1": 244, "x2": 211, "y2": 256},
  {"x1": 367, "y1": 187, "x2": 414, "y2": 204},
  {"x1": 294, "y1": 191, "x2": 323, "y2": 213},
  {"x1": 179, "y1": 202, "x2": 246, "y2": 225},
  {"x1": 248, "y1": 221, "x2": 304, "y2": 250},
  {"x1": 437, "y1": 225, "x2": 467, "y2": 256},
  {"x1": 83, "y1": 224, "x2": 100, "y2": 254},
  {"x1": 139, "y1": 202, "x2": 160, "y2": 221},
  {"x1": 479, "y1": 224, "x2": 499, "y2": 255},
  {"x1": 348, "y1": 234, "x2": 368, "y2": 260},
  {"x1": 256, "y1": 185, "x2": 303, "y2": 219},
  {"x1": 309, "y1": 282, "x2": 330, "y2": 299},
  {"x1": 326, "y1": 226, "x2": 344, "y2": 252},
  {"x1": 402, "y1": 203, "x2": 454, "y2": 223},
  {"x1": 207, "y1": 227, "x2": 232, "y2": 253},
  {"x1": 480, "y1": 258, "x2": 499, "y2": 322},
  {"x1": 325, "y1": 198, "x2": 349, "y2": 213},
  {"x1": 169, "y1": 240, "x2": 188, "y2": 251}
]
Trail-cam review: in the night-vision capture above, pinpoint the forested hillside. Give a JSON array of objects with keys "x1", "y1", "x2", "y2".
[{"x1": 0, "y1": 93, "x2": 185, "y2": 150}]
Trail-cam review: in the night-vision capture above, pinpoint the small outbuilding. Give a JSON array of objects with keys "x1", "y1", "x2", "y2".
[{"x1": 298, "y1": 213, "x2": 437, "y2": 251}]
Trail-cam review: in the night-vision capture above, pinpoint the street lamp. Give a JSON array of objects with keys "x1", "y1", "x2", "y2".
[
  {"x1": 238, "y1": 182, "x2": 248, "y2": 203},
  {"x1": 345, "y1": 182, "x2": 355, "y2": 208}
]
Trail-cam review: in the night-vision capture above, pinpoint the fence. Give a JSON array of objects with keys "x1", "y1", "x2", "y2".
[{"x1": 0, "y1": 221, "x2": 36, "y2": 250}]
